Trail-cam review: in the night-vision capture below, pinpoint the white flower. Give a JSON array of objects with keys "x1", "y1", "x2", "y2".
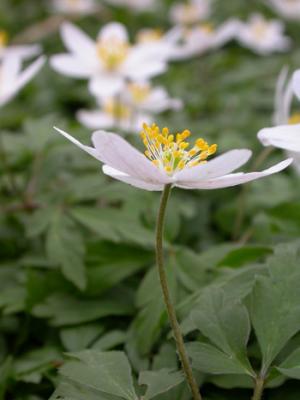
[
  {"x1": 77, "y1": 97, "x2": 152, "y2": 133},
  {"x1": 54, "y1": 123, "x2": 292, "y2": 191},
  {"x1": 170, "y1": 0, "x2": 212, "y2": 26},
  {"x1": 236, "y1": 14, "x2": 290, "y2": 55},
  {"x1": 0, "y1": 54, "x2": 45, "y2": 108},
  {"x1": 105, "y1": 0, "x2": 157, "y2": 12},
  {"x1": 51, "y1": 0, "x2": 98, "y2": 15},
  {"x1": 258, "y1": 68, "x2": 300, "y2": 172},
  {"x1": 50, "y1": 22, "x2": 168, "y2": 99},
  {"x1": 78, "y1": 83, "x2": 182, "y2": 133},
  {"x1": 135, "y1": 27, "x2": 181, "y2": 62},
  {"x1": 122, "y1": 81, "x2": 183, "y2": 113},
  {"x1": 169, "y1": 20, "x2": 239, "y2": 60},
  {"x1": 268, "y1": 0, "x2": 300, "y2": 21},
  {"x1": 0, "y1": 30, "x2": 41, "y2": 62}
]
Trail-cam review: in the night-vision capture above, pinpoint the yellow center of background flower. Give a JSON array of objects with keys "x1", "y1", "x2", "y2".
[
  {"x1": 97, "y1": 38, "x2": 129, "y2": 70},
  {"x1": 0, "y1": 30, "x2": 8, "y2": 48},
  {"x1": 104, "y1": 98, "x2": 131, "y2": 120},
  {"x1": 141, "y1": 123, "x2": 217, "y2": 175},
  {"x1": 288, "y1": 112, "x2": 300, "y2": 125},
  {"x1": 137, "y1": 29, "x2": 163, "y2": 43},
  {"x1": 252, "y1": 21, "x2": 269, "y2": 39},
  {"x1": 128, "y1": 82, "x2": 151, "y2": 104}
]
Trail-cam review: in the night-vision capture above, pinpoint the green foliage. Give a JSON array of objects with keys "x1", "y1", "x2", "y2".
[{"x1": 2, "y1": 0, "x2": 300, "y2": 399}]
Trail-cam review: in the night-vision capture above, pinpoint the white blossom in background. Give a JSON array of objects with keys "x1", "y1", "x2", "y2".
[
  {"x1": 50, "y1": 22, "x2": 168, "y2": 99},
  {"x1": 0, "y1": 54, "x2": 45, "y2": 107},
  {"x1": 0, "y1": 30, "x2": 41, "y2": 61},
  {"x1": 267, "y1": 0, "x2": 300, "y2": 21},
  {"x1": 55, "y1": 124, "x2": 292, "y2": 191},
  {"x1": 135, "y1": 27, "x2": 181, "y2": 62},
  {"x1": 170, "y1": 0, "x2": 212, "y2": 26},
  {"x1": 122, "y1": 81, "x2": 182, "y2": 114},
  {"x1": 77, "y1": 97, "x2": 152, "y2": 133},
  {"x1": 105, "y1": 0, "x2": 157, "y2": 12},
  {"x1": 258, "y1": 68, "x2": 300, "y2": 172},
  {"x1": 235, "y1": 14, "x2": 291, "y2": 55},
  {"x1": 51, "y1": 0, "x2": 99, "y2": 15},
  {"x1": 169, "y1": 20, "x2": 239, "y2": 60},
  {"x1": 78, "y1": 82, "x2": 182, "y2": 133}
]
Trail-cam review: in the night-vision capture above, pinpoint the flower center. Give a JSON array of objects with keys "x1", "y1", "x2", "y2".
[
  {"x1": 136, "y1": 29, "x2": 163, "y2": 44},
  {"x1": 0, "y1": 30, "x2": 8, "y2": 49},
  {"x1": 181, "y1": 4, "x2": 201, "y2": 24},
  {"x1": 97, "y1": 38, "x2": 129, "y2": 70},
  {"x1": 103, "y1": 98, "x2": 131, "y2": 120},
  {"x1": 141, "y1": 123, "x2": 217, "y2": 175},
  {"x1": 288, "y1": 112, "x2": 300, "y2": 125},
  {"x1": 252, "y1": 21, "x2": 269, "y2": 39},
  {"x1": 127, "y1": 82, "x2": 151, "y2": 104}
]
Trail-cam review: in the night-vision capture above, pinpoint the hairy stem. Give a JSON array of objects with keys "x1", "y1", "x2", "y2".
[
  {"x1": 156, "y1": 184, "x2": 202, "y2": 400},
  {"x1": 252, "y1": 377, "x2": 264, "y2": 400}
]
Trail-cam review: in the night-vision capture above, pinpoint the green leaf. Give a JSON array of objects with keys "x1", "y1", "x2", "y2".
[
  {"x1": 187, "y1": 342, "x2": 251, "y2": 375},
  {"x1": 46, "y1": 211, "x2": 86, "y2": 290},
  {"x1": 60, "y1": 324, "x2": 104, "y2": 352},
  {"x1": 59, "y1": 351, "x2": 137, "y2": 400},
  {"x1": 92, "y1": 330, "x2": 126, "y2": 351},
  {"x1": 50, "y1": 380, "x2": 118, "y2": 400},
  {"x1": 139, "y1": 369, "x2": 185, "y2": 400},
  {"x1": 13, "y1": 347, "x2": 61, "y2": 383},
  {"x1": 249, "y1": 246, "x2": 300, "y2": 373},
  {"x1": 277, "y1": 348, "x2": 300, "y2": 380},
  {"x1": 190, "y1": 288, "x2": 254, "y2": 376},
  {"x1": 32, "y1": 293, "x2": 134, "y2": 326}
]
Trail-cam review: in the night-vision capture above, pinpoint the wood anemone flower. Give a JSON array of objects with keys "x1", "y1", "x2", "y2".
[{"x1": 54, "y1": 123, "x2": 292, "y2": 191}]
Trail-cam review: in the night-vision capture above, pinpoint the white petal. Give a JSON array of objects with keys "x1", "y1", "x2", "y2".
[
  {"x1": 50, "y1": 54, "x2": 94, "y2": 77},
  {"x1": 0, "y1": 56, "x2": 45, "y2": 107},
  {"x1": 92, "y1": 130, "x2": 170, "y2": 184},
  {"x1": 88, "y1": 74, "x2": 125, "y2": 98},
  {"x1": 292, "y1": 69, "x2": 300, "y2": 100},
  {"x1": 4, "y1": 44, "x2": 41, "y2": 60},
  {"x1": 98, "y1": 23, "x2": 128, "y2": 43},
  {"x1": 54, "y1": 127, "x2": 101, "y2": 160},
  {"x1": 176, "y1": 158, "x2": 293, "y2": 190},
  {"x1": 103, "y1": 165, "x2": 163, "y2": 191},
  {"x1": 175, "y1": 149, "x2": 252, "y2": 182},
  {"x1": 258, "y1": 124, "x2": 300, "y2": 152},
  {"x1": 77, "y1": 110, "x2": 113, "y2": 129},
  {"x1": 61, "y1": 22, "x2": 95, "y2": 59}
]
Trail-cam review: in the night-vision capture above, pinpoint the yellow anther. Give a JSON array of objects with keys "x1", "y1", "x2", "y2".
[
  {"x1": 0, "y1": 30, "x2": 8, "y2": 47},
  {"x1": 141, "y1": 122, "x2": 217, "y2": 175},
  {"x1": 162, "y1": 127, "x2": 169, "y2": 136},
  {"x1": 179, "y1": 142, "x2": 189, "y2": 150},
  {"x1": 137, "y1": 28, "x2": 163, "y2": 43},
  {"x1": 97, "y1": 38, "x2": 129, "y2": 70},
  {"x1": 178, "y1": 160, "x2": 186, "y2": 170},
  {"x1": 288, "y1": 113, "x2": 300, "y2": 125}
]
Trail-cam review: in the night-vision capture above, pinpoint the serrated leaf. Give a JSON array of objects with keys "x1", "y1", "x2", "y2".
[
  {"x1": 190, "y1": 288, "x2": 254, "y2": 376},
  {"x1": 139, "y1": 369, "x2": 185, "y2": 400},
  {"x1": 249, "y1": 246, "x2": 300, "y2": 373},
  {"x1": 59, "y1": 351, "x2": 137, "y2": 400},
  {"x1": 277, "y1": 348, "x2": 300, "y2": 380},
  {"x1": 46, "y1": 211, "x2": 86, "y2": 290}
]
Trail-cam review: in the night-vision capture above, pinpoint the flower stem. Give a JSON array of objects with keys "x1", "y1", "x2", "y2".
[
  {"x1": 252, "y1": 377, "x2": 264, "y2": 400},
  {"x1": 156, "y1": 184, "x2": 202, "y2": 400}
]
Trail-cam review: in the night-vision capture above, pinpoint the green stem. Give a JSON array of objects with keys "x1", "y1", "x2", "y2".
[
  {"x1": 156, "y1": 184, "x2": 202, "y2": 400},
  {"x1": 252, "y1": 377, "x2": 264, "y2": 400}
]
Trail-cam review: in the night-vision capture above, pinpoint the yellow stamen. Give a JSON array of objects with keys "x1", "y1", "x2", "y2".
[
  {"x1": 97, "y1": 37, "x2": 129, "y2": 70},
  {"x1": 127, "y1": 82, "x2": 151, "y2": 104},
  {"x1": 0, "y1": 30, "x2": 8, "y2": 47},
  {"x1": 288, "y1": 112, "x2": 300, "y2": 125},
  {"x1": 136, "y1": 29, "x2": 163, "y2": 43},
  {"x1": 141, "y1": 123, "x2": 217, "y2": 176},
  {"x1": 103, "y1": 98, "x2": 131, "y2": 120}
]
